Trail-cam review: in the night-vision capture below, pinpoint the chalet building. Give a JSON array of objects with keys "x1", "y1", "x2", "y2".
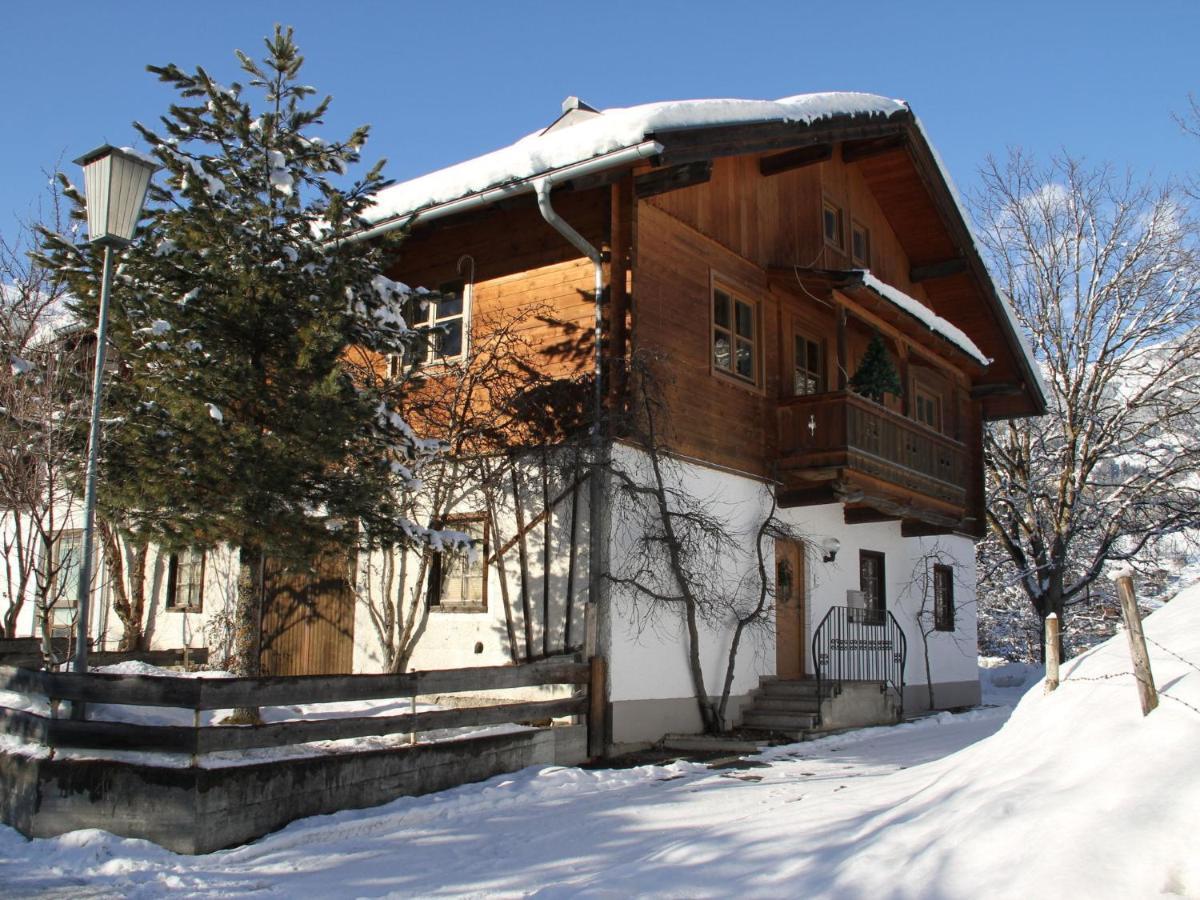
[{"x1": 6, "y1": 93, "x2": 1043, "y2": 748}]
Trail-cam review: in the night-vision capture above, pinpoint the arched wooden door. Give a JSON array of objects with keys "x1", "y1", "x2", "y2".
[{"x1": 774, "y1": 538, "x2": 806, "y2": 677}]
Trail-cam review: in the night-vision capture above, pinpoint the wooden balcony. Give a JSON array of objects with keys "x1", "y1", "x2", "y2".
[{"x1": 776, "y1": 391, "x2": 970, "y2": 526}]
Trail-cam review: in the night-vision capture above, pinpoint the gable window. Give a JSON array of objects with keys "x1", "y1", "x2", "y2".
[
  {"x1": 851, "y1": 220, "x2": 871, "y2": 267},
  {"x1": 933, "y1": 564, "x2": 955, "y2": 631},
  {"x1": 793, "y1": 333, "x2": 824, "y2": 396},
  {"x1": 429, "y1": 517, "x2": 487, "y2": 612},
  {"x1": 712, "y1": 283, "x2": 759, "y2": 385},
  {"x1": 45, "y1": 530, "x2": 83, "y2": 637},
  {"x1": 393, "y1": 279, "x2": 468, "y2": 374},
  {"x1": 914, "y1": 383, "x2": 942, "y2": 432},
  {"x1": 858, "y1": 550, "x2": 886, "y2": 626},
  {"x1": 823, "y1": 200, "x2": 844, "y2": 251},
  {"x1": 166, "y1": 548, "x2": 205, "y2": 612}
]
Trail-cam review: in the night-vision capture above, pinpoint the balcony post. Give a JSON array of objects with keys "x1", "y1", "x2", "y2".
[{"x1": 836, "y1": 303, "x2": 848, "y2": 391}]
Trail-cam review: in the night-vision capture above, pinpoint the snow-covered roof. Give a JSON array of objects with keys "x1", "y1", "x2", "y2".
[
  {"x1": 859, "y1": 271, "x2": 990, "y2": 366},
  {"x1": 363, "y1": 93, "x2": 909, "y2": 229}
]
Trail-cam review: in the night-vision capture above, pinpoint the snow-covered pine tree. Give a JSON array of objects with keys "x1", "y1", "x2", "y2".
[
  {"x1": 849, "y1": 332, "x2": 902, "y2": 403},
  {"x1": 38, "y1": 27, "x2": 446, "y2": 678}
]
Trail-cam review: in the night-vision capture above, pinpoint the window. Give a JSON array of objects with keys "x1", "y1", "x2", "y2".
[
  {"x1": 712, "y1": 283, "x2": 759, "y2": 385},
  {"x1": 429, "y1": 517, "x2": 487, "y2": 611},
  {"x1": 45, "y1": 530, "x2": 83, "y2": 636},
  {"x1": 914, "y1": 384, "x2": 941, "y2": 431},
  {"x1": 858, "y1": 550, "x2": 886, "y2": 625},
  {"x1": 934, "y1": 564, "x2": 955, "y2": 631},
  {"x1": 166, "y1": 548, "x2": 205, "y2": 612},
  {"x1": 823, "y1": 200, "x2": 844, "y2": 251},
  {"x1": 395, "y1": 279, "x2": 468, "y2": 372},
  {"x1": 793, "y1": 333, "x2": 824, "y2": 396},
  {"x1": 851, "y1": 220, "x2": 871, "y2": 267}
]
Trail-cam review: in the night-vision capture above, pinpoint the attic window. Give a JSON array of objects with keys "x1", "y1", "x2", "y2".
[
  {"x1": 823, "y1": 200, "x2": 844, "y2": 251},
  {"x1": 851, "y1": 220, "x2": 871, "y2": 267}
]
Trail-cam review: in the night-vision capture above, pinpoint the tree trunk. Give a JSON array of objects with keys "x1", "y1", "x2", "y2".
[{"x1": 227, "y1": 541, "x2": 264, "y2": 723}]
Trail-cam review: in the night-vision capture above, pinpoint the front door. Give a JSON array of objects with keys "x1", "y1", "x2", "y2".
[{"x1": 774, "y1": 538, "x2": 806, "y2": 677}]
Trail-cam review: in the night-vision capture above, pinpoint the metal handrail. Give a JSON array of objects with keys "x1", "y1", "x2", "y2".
[{"x1": 811, "y1": 605, "x2": 907, "y2": 725}]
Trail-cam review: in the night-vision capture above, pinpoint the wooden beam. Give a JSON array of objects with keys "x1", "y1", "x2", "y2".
[
  {"x1": 900, "y1": 520, "x2": 963, "y2": 538},
  {"x1": 970, "y1": 382, "x2": 1023, "y2": 399},
  {"x1": 910, "y1": 258, "x2": 968, "y2": 282},
  {"x1": 841, "y1": 135, "x2": 907, "y2": 164},
  {"x1": 777, "y1": 485, "x2": 838, "y2": 508},
  {"x1": 759, "y1": 143, "x2": 833, "y2": 177},
  {"x1": 655, "y1": 119, "x2": 909, "y2": 166},
  {"x1": 844, "y1": 508, "x2": 901, "y2": 525},
  {"x1": 634, "y1": 161, "x2": 712, "y2": 199}
]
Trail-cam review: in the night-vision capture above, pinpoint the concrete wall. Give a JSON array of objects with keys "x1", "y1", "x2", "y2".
[{"x1": 0, "y1": 724, "x2": 586, "y2": 854}]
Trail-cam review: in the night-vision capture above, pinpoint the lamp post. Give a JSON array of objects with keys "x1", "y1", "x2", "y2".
[{"x1": 71, "y1": 145, "x2": 157, "y2": 674}]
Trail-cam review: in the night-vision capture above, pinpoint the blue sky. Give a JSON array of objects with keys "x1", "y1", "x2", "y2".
[{"x1": 3, "y1": 1, "x2": 1196, "y2": 237}]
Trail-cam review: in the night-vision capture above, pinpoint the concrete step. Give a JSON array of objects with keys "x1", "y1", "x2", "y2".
[
  {"x1": 756, "y1": 679, "x2": 830, "y2": 699},
  {"x1": 740, "y1": 711, "x2": 818, "y2": 731},
  {"x1": 751, "y1": 696, "x2": 820, "y2": 714}
]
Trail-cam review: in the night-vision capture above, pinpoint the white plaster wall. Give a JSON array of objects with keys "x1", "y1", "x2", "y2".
[
  {"x1": 778, "y1": 503, "x2": 979, "y2": 693},
  {"x1": 352, "y1": 454, "x2": 591, "y2": 675},
  {"x1": 605, "y1": 445, "x2": 775, "y2": 705}
]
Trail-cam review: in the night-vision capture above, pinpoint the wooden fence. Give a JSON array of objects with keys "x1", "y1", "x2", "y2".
[
  {"x1": 0, "y1": 654, "x2": 593, "y2": 758},
  {"x1": 0, "y1": 639, "x2": 209, "y2": 670}
]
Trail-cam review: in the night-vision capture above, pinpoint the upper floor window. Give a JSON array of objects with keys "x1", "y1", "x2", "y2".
[
  {"x1": 429, "y1": 517, "x2": 487, "y2": 612},
  {"x1": 851, "y1": 220, "x2": 871, "y2": 267},
  {"x1": 933, "y1": 564, "x2": 955, "y2": 631},
  {"x1": 823, "y1": 200, "x2": 844, "y2": 251},
  {"x1": 712, "y1": 282, "x2": 759, "y2": 386},
  {"x1": 393, "y1": 279, "x2": 468, "y2": 374},
  {"x1": 793, "y1": 333, "x2": 824, "y2": 396},
  {"x1": 166, "y1": 548, "x2": 205, "y2": 612}
]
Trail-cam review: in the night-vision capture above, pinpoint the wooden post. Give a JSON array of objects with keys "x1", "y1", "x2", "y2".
[
  {"x1": 1044, "y1": 613, "x2": 1060, "y2": 693},
  {"x1": 1114, "y1": 573, "x2": 1159, "y2": 716},
  {"x1": 587, "y1": 653, "x2": 607, "y2": 760}
]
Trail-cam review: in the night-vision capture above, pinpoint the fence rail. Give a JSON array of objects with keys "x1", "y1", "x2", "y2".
[
  {"x1": 811, "y1": 605, "x2": 907, "y2": 724},
  {"x1": 0, "y1": 655, "x2": 591, "y2": 758}
]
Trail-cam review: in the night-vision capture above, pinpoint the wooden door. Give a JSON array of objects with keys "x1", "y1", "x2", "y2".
[
  {"x1": 774, "y1": 538, "x2": 806, "y2": 677},
  {"x1": 260, "y1": 546, "x2": 356, "y2": 676}
]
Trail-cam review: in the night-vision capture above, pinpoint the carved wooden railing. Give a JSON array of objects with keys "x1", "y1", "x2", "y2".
[{"x1": 777, "y1": 391, "x2": 968, "y2": 504}]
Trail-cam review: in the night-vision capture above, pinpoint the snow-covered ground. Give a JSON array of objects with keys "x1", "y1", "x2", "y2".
[{"x1": 2, "y1": 586, "x2": 1198, "y2": 898}]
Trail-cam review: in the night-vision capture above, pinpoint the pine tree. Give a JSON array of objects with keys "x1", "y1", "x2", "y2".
[
  {"x1": 849, "y1": 332, "x2": 903, "y2": 403},
  {"x1": 39, "y1": 28, "x2": 446, "y2": 679}
]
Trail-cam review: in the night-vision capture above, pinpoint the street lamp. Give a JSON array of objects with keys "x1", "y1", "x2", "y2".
[{"x1": 71, "y1": 145, "x2": 157, "y2": 673}]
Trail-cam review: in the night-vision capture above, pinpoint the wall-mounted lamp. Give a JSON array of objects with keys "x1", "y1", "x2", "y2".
[{"x1": 821, "y1": 537, "x2": 841, "y2": 564}]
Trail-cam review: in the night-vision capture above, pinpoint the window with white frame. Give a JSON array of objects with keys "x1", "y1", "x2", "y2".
[
  {"x1": 392, "y1": 279, "x2": 469, "y2": 375},
  {"x1": 428, "y1": 517, "x2": 487, "y2": 611},
  {"x1": 166, "y1": 548, "x2": 205, "y2": 612}
]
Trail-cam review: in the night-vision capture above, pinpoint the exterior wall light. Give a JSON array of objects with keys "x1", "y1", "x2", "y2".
[{"x1": 821, "y1": 537, "x2": 841, "y2": 564}]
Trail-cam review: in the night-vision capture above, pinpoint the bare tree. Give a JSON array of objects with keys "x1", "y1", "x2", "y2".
[
  {"x1": 0, "y1": 186, "x2": 86, "y2": 651},
  {"x1": 353, "y1": 301, "x2": 587, "y2": 672},
  {"x1": 972, "y1": 151, "x2": 1200, "y2": 654},
  {"x1": 606, "y1": 353, "x2": 800, "y2": 734}
]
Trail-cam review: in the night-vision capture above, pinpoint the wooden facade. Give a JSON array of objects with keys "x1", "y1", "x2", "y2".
[{"x1": 380, "y1": 111, "x2": 1042, "y2": 541}]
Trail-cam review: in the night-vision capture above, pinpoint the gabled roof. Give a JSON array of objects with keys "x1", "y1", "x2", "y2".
[
  {"x1": 363, "y1": 93, "x2": 909, "y2": 230},
  {"x1": 362, "y1": 92, "x2": 1046, "y2": 418}
]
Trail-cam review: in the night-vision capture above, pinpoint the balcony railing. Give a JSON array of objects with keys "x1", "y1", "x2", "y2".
[{"x1": 777, "y1": 391, "x2": 968, "y2": 506}]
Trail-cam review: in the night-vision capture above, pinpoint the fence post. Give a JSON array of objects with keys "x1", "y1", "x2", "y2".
[
  {"x1": 587, "y1": 654, "x2": 607, "y2": 760},
  {"x1": 1044, "y1": 613, "x2": 1060, "y2": 693},
  {"x1": 1114, "y1": 573, "x2": 1158, "y2": 717}
]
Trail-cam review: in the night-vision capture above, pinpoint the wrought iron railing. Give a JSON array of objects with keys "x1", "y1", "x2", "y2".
[{"x1": 811, "y1": 605, "x2": 907, "y2": 724}]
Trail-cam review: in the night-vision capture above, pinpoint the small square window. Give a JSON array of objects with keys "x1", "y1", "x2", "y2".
[
  {"x1": 392, "y1": 279, "x2": 469, "y2": 375},
  {"x1": 823, "y1": 200, "x2": 844, "y2": 251},
  {"x1": 167, "y1": 548, "x2": 205, "y2": 612},
  {"x1": 851, "y1": 220, "x2": 871, "y2": 267},
  {"x1": 934, "y1": 564, "x2": 955, "y2": 631}
]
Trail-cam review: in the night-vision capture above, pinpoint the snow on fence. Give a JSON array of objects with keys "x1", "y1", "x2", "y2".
[{"x1": 0, "y1": 655, "x2": 590, "y2": 757}]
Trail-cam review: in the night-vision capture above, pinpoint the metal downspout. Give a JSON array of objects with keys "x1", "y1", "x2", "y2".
[{"x1": 532, "y1": 178, "x2": 608, "y2": 664}]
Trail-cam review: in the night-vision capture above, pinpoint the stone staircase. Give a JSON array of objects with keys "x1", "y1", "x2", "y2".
[{"x1": 738, "y1": 677, "x2": 830, "y2": 739}]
